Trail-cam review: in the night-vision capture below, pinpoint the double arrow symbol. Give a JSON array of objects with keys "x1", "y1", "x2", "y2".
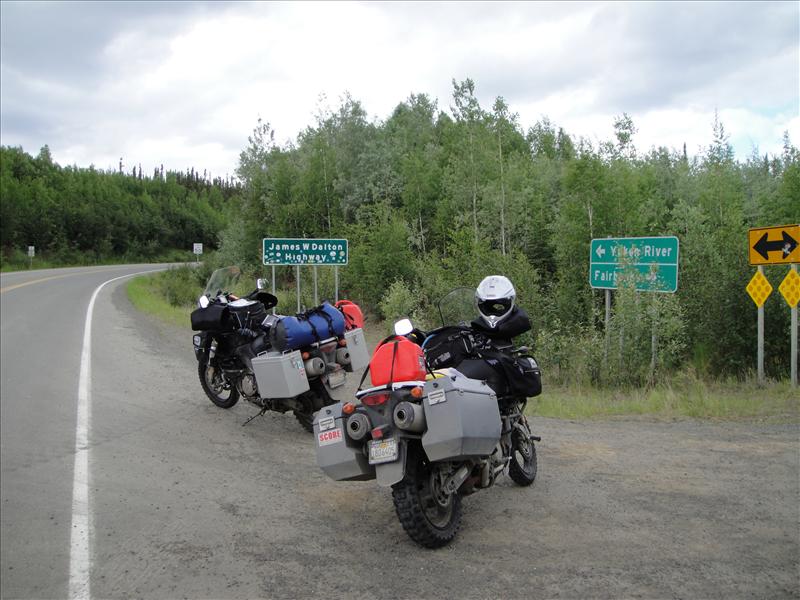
[{"x1": 753, "y1": 231, "x2": 798, "y2": 261}]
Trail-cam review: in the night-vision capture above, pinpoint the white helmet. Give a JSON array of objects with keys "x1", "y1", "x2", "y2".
[{"x1": 475, "y1": 275, "x2": 516, "y2": 329}]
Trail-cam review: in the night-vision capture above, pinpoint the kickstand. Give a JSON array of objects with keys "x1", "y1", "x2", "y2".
[{"x1": 242, "y1": 406, "x2": 268, "y2": 426}]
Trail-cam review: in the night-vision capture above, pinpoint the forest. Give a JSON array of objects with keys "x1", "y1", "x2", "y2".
[
  {"x1": 2, "y1": 78, "x2": 798, "y2": 385},
  {"x1": 223, "y1": 79, "x2": 799, "y2": 385},
  {"x1": 0, "y1": 145, "x2": 239, "y2": 267}
]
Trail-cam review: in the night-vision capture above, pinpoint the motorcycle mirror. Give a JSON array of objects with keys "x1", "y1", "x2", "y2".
[
  {"x1": 256, "y1": 278, "x2": 266, "y2": 290},
  {"x1": 394, "y1": 318, "x2": 414, "y2": 337},
  {"x1": 198, "y1": 295, "x2": 210, "y2": 309}
]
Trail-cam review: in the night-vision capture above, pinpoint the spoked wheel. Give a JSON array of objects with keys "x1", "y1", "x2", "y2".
[
  {"x1": 508, "y1": 421, "x2": 537, "y2": 486},
  {"x1": 198, "y1": 358, "x2": 239, "y2": 408},
  {"x1": 392, "y1": 452, "x2": 462, "y2": 548},
  {"x1": 293, "y1": 389, "x2": 330, "y2": 433},
  {"x1": 293, "y1": 410, "x2": 314, "y2": 433}
]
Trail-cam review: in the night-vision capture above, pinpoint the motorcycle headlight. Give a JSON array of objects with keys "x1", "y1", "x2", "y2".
[{"x1": 193, "y1": 335, "x2": 202, "y2": 347}]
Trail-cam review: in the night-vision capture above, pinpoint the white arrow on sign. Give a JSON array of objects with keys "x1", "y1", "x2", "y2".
[{"x1": 595, "y1": 246, "x2": 606, "y2": 258}]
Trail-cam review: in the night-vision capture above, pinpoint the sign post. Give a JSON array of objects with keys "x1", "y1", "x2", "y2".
[
  {"x1": 758, "y1": 267, "x2": 766, "y2": 385},
  {"x1": 271, "y1": 266, "x2": 276, "y2": 314},
  {"x1": 27, "y1": 245, "x2": 34, "y2": 269},
  {"x1": 590, "y1": 236, "x2": 680, "y2": 376},
  {"x1": 296, "y1": 266, "x2": 301, "y2": 313},
  {"x1": 778, "y1": 265, "x2": 800, "y2": 387},
  {"x1": 745, "y1": 268, "x2": 772, "y2": 384},
  {"x1": 192, "y1": 243, "x2": 203, "y2": 264},
  {"x1": 263, "y1": 238, "x2": 349, "y2": 313},
  {"x1": 748, "y1": 224, "x2": 799, "y2": 386}
]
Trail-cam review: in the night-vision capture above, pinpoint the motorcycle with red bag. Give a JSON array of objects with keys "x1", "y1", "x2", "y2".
[{"x1": 313, "y1": 287, "x2": 542, "y2": 547}]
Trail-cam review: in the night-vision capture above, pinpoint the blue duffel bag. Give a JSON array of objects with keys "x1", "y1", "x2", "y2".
[{"x1": 267, "y1": 301, "x2": 346, "y2": 352}]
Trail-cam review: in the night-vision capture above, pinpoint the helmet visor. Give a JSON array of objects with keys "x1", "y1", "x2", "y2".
[{"x1": 477, "y1": 297, "x2": 513, "y2": 318}]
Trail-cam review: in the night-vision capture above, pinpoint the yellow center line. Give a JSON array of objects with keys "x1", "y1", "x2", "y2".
[{"x1": 0, "y1": 267, "x2": 125, "y2": 294}]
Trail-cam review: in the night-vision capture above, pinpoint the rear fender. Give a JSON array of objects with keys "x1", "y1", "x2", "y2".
[{"x1": 375, "y1": 441, "x2": 407, "y2": 487}]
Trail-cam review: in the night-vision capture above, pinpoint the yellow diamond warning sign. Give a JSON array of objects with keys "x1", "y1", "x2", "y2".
[
  {"x1": 778, "y1": 268, "x2": 800, "y2": 308},
  {"x1": 746, "y1": 271, "x2": 773, "y2": 307}
]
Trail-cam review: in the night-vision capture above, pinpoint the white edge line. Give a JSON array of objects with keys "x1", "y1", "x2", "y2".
[{"x1": 69, "y1": 268, "x2": 167, "y2": 600}]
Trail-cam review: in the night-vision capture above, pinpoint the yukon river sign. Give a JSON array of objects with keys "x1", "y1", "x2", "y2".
[
  {"x1": 263, "y1": 238, "x2": 348, "y2": 266},
  {"x1": 590, "y1": 236, "x2": 679, "y2": 293}
]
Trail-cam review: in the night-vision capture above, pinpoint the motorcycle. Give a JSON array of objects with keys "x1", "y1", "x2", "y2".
[
  {"x1": 191, "y1": 266, "x2": 369, "y2": 432},
  {"x1": 313, "y1": 287, "x2": 542, "y2": 547}
]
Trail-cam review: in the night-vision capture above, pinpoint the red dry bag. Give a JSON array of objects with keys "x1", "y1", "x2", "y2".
[
  {"x1": 369, "y1": 337, "x2": 426, "y2": 386},
  {"x1": 335, "y1": 299, "x2": 364, "y2": 330}
]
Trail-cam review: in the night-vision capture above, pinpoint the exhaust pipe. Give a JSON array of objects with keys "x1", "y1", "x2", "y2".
[
  {"x1": 346, "y1": 413, "x2": 371, "y2": 441},
  {"x1": 393, "y1": 401, "x2": 426, "y2": 433},
  {"x1": 335, "y1": 347, "x2": 351, "y2": 366},
  {"x1": 304, "y1": 357, "x2": 326, "y2": 377}
]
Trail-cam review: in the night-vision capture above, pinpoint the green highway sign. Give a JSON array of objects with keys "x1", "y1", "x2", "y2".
[
  {"x1": 590, "y1": 236, "x2": 679, "y2": 293},
  {"x1": 263, "y1": 238, "x2": 348, "y2": 266}
]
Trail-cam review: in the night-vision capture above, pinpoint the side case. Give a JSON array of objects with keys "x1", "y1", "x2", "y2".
[
  {"x1": 251, "y1": 350, "x2": 310, "y2": 399},
  {"x1": 343, "y1": 328, "x2": 370, "y2": 372},
  {"x1": 314, "y1": 403, "x2": 376, "y2": 481},
  {"x1": 421, "y1": 373, "x2": 501, "y2": 462}
]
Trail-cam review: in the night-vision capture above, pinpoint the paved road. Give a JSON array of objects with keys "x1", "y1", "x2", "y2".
[
  {"x1": 0, "y1": 265, "x2": 172, "y2": 598},
  {"x1": 1, "y1": 265, "x2": 798, "y2": 599}
]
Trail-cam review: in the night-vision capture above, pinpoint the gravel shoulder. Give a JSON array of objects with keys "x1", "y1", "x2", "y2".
[{"x1": 95, "y1": 285, "x2": 800, "y2": 599}]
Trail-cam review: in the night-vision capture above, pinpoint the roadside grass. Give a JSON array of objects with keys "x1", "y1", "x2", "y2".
[
  {"x1": 126, "y1": 275, "x2": 800, "y2": 423},
  {"x1": 531, "y1": 377, "x2": 799, "y2": 422},
  {"x1": 127, "y1": 274, "x2": 194, "y2": 329},
  {"x1": 1, "y1": 249, "x2": 200, "y2": 273}
]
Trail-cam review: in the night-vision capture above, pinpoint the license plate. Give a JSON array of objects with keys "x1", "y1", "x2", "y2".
[
  {"x1": 369, "y1": 437, "x2": 398, "y2": 464},
  {"x1": 327, "y1": 369, "x2": 346, "y2": 388}
]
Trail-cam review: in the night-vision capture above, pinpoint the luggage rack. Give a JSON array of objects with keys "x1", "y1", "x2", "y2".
[
  {"x1": 255, "y1": 335, "x2": 340, "y2": 358},
  {"x1": 310, "y1": 336, "x2": 339, "y2": 349},
  {"x1": 356, "y1": 381, "x2": 426, "y2": 399}
]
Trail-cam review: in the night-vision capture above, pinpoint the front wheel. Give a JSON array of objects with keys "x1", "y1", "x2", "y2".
[
  {"x1": 198, "y1": 358, "x2": 239, "y2": 408},
  {"x1": 391, "y1": 452, "x2": 462, "y2": 548},
  {"x1": 508, "y1": 425, "x2": 537, "y2": 486}
]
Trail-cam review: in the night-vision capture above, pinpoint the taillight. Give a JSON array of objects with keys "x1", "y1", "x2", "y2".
[{"x1": 361, "y1": 393, "x2": 390, "y2": 406}]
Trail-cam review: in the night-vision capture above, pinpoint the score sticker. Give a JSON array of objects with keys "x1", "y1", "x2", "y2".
[{"x1": 317, "y1": 428, "x2": 343, "y2": 446}]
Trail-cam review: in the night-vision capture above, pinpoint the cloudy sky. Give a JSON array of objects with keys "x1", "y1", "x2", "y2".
[{"x1": 1, "y1": 1, "x2": 797, "y2": 180}]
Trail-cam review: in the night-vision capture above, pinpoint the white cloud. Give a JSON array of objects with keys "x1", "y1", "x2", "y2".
[{"x1": 1, "y1": 1, "x2": 797, "y2": 177}]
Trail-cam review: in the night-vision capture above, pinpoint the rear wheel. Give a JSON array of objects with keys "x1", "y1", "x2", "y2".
[
  {"x1": 293, "y1": 410, "x2": 314, "y2": 433},
  {"x1": 198, "y1": 358, "x2": 239, "y2": 408},
  {"x1": 293, "y1": 388, "x2": 330, "y2": 433},
  {"x1": 392, "y1": 452, "x2": 462, "y2": 548}
]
